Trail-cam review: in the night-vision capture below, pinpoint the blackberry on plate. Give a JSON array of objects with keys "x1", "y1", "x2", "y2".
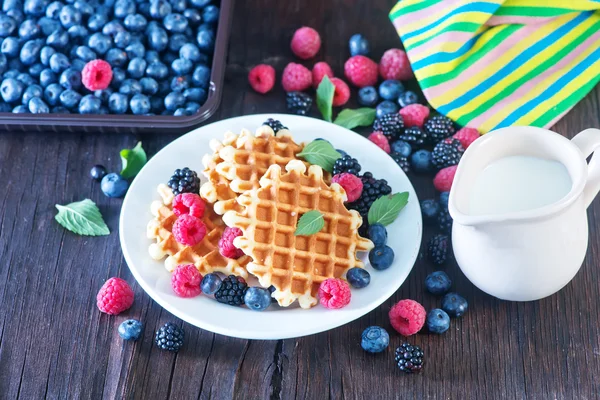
[
  {"x1": 168, "y1": 167, "x2": 200, "y2": 195},
  {"x1": 398, "y1": 126, "x2": 429, "y2": 147},
  {"x1": 390, "y1": 152, "x2": 410, "y2": 173},
  {"x1": 347, "y1": 172, "x2": 392, "y2": 219},
  {"x1": 214, "y1": 275, "x2": 248, "y2": 306},
  {"x1": 428, "y1": 234, "x2": 448, "y2": 265},
  {"x1": 262, "y1": 118, "x2": 287, "y2": 134},
  {"x1": 286, "y1": 91, "x2": 312, "y2": 115},
  {"x1": 333, "y1": 154, "x2": 361, "y2": 176},
  {"x1": 438, "y1": 208, "x2": 453, "y2": 234},
  {"x1": 155, "y1": 322, "x2": 184, "y2": 352},
  {"x1": 431, "y1": 139, "x2": 464, "y2": 169},
  {"x1": 373, "y1": 113, "x2": 404, "y2": 141},
  {"x1": 424, "y1": 115, "x2": 456, "y2": 143},
  {"x1": 395, "y1": 343, "x2": 424, "y2": 374}
]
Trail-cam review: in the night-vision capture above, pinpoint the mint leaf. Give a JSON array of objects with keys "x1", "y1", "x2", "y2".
[
  {"x1": 294, "y1": 210, "x2": 325, "y2": 236},
  {"x1": 297, "y1": 139, "x2": 342, "y2": 173},
  {"x1": 316, "y1": 76, "x2": 335, "y2": 122},
  {"x1": 333, "y1": 108, "x2": 376, "y2": 130},
  {"x1": 55, "y1": 199, "x2": 110, "y2": 236},
  {"x1": 120, "y1": 141, "x2": 147, "y2": 179},
  {"x1": 367, "y1": 192, "x2": 409, "y2": 226}
]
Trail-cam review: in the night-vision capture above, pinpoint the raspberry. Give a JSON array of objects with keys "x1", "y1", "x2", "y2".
[
  {"x1": 319, "y1": 278, "x2": 351, "y2": 309},
  {"x1": 344, "y1": 55, "x2": 378, "y2": 87},
  {"x1": 290, "y1": 27, "x2": 321, "y2": 59},
  {"x1": 81, "y1": 59, "x2": 113, "y2": 91},
  {"x1": 368, "y1": 132, "x2": 391, "y2": 154},
  {"x1": 332, "y1": 173, "x2": 363, "y2": 202},
  {"x1": 248, "y1": 64, "x2": 276, "y2": 94},
  {"x1": 388, "y1": 299, "x2": 426, "y2": 336},
  {"x1": 219, "y1": 227, "x2": 244, "y2": 259},
  {"x1": 330, "y1": 77, "x2": 350, "y2": 107},
  {"x1": 96, "y1": 277, "x2": 134, "y2": 315},
  {"x1": 312, "y1": 61, "x2": 333, "y2": 88},
  {"x1": 281, "y1": 62, "x2": 312, "y2": 92},
  {"x1": 399, "y1": 104, "x2": 429, "y2": 128},
  {"x1": 453, "y1": 127, "x2": 480, "y2": 149},
  {"x1": 171, "y1": 264, "x2": 202, "y2": 297},
  {"x1": 172, "y1": 193, "x2": 205, "y2": 218},
  {"x1": 172, "y1": 214, "x2": 207, "y2": 246},
  {"x1": 434, "y1": 165, "x2": 458, "y2": 192},
  {"x1": 379, "y1": 49, "x2": 413, "y2": 81}
]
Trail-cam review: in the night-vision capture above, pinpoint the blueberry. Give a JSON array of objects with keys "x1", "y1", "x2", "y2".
[
  {"x1": 70, "y1": 58, "x2": 85, "y2": 71},
  {"x1": 16, "y1": 72, "x2": 35, "y2": 86},
  {"x1": 390, "y1": 140, "x2": 412, "y2": 158},
  {"x1": 202, "y1": 5, "x2": 219, "y2": 24},
  {"x1": 0, "y1": 102, "x2": 11, "y2": 112},
  {"x1": 143, "y1": 63, "x2": 167, "y2": 82},
  {"x1": 139, "y1": 77, "x2": 158, "y2": 95},
  {"x1": 118, "y1": 319, "x2": 143, "y2": 341},
  {"x1": 7, "y1": 58, "x2": 22, "y2": 71},
  {"x1": 124, "y1": 13, "x2": 146, "y2": 32},
  {"x1": 59, "y1": 5, "x2": 81, "y2": 28},
  {"x1": 368, "y1": 223, "x2": 387, "y2": 246},
  {"x1": 398, "y1": 90, "x2": 419, "y2": 108},
  {"x1": 40, "y1": 46, "x2": 55, "y2": 65},
  {"x1": 149, "y1": 0, "x2": 171, "y2": 18},
  {"x1": 168, "y1": 33, "x2": 187, "y2": 52},
  {"x1": 420, "y1": 199, "x2": 440, "y2": 225},
  {"x1": 163, "y1": 13, "x2": 187, "y2": 33},
  {"x1": 196, "y1": 28, "x2": 214, "y2": 52},
  {"x1": 361, "y1": 326, "x2": 389, "y2": 353},
  {"x1": 1, "y1": 78, "x2": 23, "y2": 103},
  {"x1": 183, "y1": 87, "x2": 205, "y2": 103},
  {"x1": 439, "y1": 192, "x2": 449, "y2": 208},
  {"x1": 51, "y1": 105, "x2": 69, "y2": 113},
  {"x1": 46, "y1": 1, "x2": 64, "y2": 18},
  {"x1": 0, "y1": 54, "x2": 6, "y2": 74},
  {"x1": 379, "y1": 80, "x2": 404, "y2": 101},
  {"x1": 39, "y1": 68, "x2": 57, "y2": 86},
  {"x1": 43, "y1": 82, "x2": 63, "y2": 105},
  {"x1": 129, "y1": 93, "x2": 150, "y2": 114},
  {"x1": 94, "y1": 88, "x2": 112, "y2": 103},
  {"x1": 369, "y1": 245, "x2": 394, "y2": 270},
  {"x1": 425, "y1": 271, "x2": 452, "y2": 296},
  {"x1": 137, "y1": 2, "x2": 150, "y2": 17},
  {"x1": 78, "y1": 94, "x2": 101, "y2": 114},
  {"x1": 349, "y1": 33, "x2": 369, "y2": 56},
  {"x1": 183, "y1": 9, "x2": 201, "y2": 26},
  {"x1": 101, "y1": 172, "x2": 128, "y2": 197},
  {"x1": 149, "y1": 95, "x2": 163, "y2": 112},
  {"x1": 74, "y1": 1, "x2": 93, "y2": 16},
  {"x1": 189, "y1": 0, "x2": 210, "y2": 7},
  {"x1": 24, "y1": 0, "x2": 48, "y2": 16},
  {"x1": 168, "y1": 0, "x2": 186, "y2": 12},
  {"x1": 20, "y1": 39, "x2": 44, "y2": 65},
  {"x1": 28, "y1": 97, "x2": 49, "y2": 113},
  {"x1": 6, "y1": 9, "x2": 24, "y2": 25},
  {"x1": 170, "y1": 75, "x2": 189, "y2": 92},
  {"x1": 102, "y1": 20, "x2": 124, "y2": 37},
  {"x1": 105, "y1": 48, "x2": 127, "y2": 68},
  {"x1": 108, "y1": 92, "x2": 128, "y2": 113},
  {"x1": 26, "y1": 63, "x2": 43, "y2": 77},
  {"x1": 74, "y1": 45, "x2": 96, "y2": 61},
  {"x1": 191, "y1": 64, "x2": 210, "y2": 88},
  {"x1": 441, "y1": 292, "x2": 468, "y2": 317},
  {"x1": 2, "y1": 37, "x2": 21, "y2": 58},
  {"x1": 125, "y1": 57, "x2": 145, "y2": 79},
  {"x1": 125, "y1": 41, "x2": 145, "y2": 58},
  {"x1": 170, "y1": 58, "x2": 191, "y2": 76},
  {"x1": 346, "y1": 267, "x2": 370, "y2": 289},
  {"x1": 110, "y1": 67, "x2": 126, "y2": 86},
  {"x1": 22, "y1": 84, "x2": 43, "y2": 104},
  {"x1": 410, "y1": 149, "x2": 433, "y2": 173},
  {"x1": 114, "y1": 31, "x2": 131, "y2": 49},
  {"x1": 162, "y1": 51, "x2": 176, "y2": 65},
  {"x1": 357, "y1": 86, "x2": 378, "y2": 107},
  {"x1": 240, "y1": 286, "x2": 270, "y2": 311},
  {"x1": 89, "y1": 164, "x2": 107, "y2": 181},
  {"x1": 59, "y1": 68, "x2": 81, "y2": 90},
  {"x1": 164, "y1": 91, "x2": 184, "y2": 111},
  {"x1": 199, "y1": 273, "x2": 222, "y2": 295},
  {"x1": 49, "y1": 52, "x2": 70, "y2": 72},
  {"x1": 143, "y1": 50, "x2": 158, "y2": 64},
  {"x1": 59, "y1": 88, "x2": 81, "y2": 108},
  {"x1": 37, "y1": 16, "x2": 59, "y2": 36},
  {"x1": 375, "y1": 100, "x2": 399, "y2": 119},
  {"x1": 87, "y1": 13, "x2": 108, "y2": 31},
  {"x1": 88, "y1": 32, "x2": 111, "y2": 55},
  {"x1": 114, "y1": 0, "x2": 136, "y2": 18},
  {"x1": 177, "y1": 43, "x2": 199, "y2": 63},
  {"x1": 119, "y1": 78, "x2": 142, "y2": 95},
  {"x1": 184, "y1": 101, "x2": 199, "y2": 114},
  {"x1": 12, "y1": 105, "x2": 29, "y2": 113},
  {"x1": 0, "y1": 14, "x2": 17, "y2": 36},
  {"x1": 427, "y1": 309, "x2": 450, "y2": 334},
  {"x1": 67, "y1": 24, "x2": 88, "y2": 38}
]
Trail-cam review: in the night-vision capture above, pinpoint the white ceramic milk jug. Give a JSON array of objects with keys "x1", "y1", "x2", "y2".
[{"x1": 449, "y1": 126, "x2": 600, "y2": 301}]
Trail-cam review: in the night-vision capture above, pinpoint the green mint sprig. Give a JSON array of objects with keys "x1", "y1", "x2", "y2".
[
  {"x1": 294, "y1": 210, "x2": 325, "y2": 236},
  {"x1": 367, "y1": 192, "x2": 409, "y2": 226},
  {"x1": 120, "y1": 141, "x2": 147, "y2": 179},
  {"x1": 55, "y1": 199, "x2": 110, "y2": 236},
  {"x1": 297, "y1": 139, "x2": 341, "y2": 173}
]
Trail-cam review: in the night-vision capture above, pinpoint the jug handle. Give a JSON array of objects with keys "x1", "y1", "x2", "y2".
[{"x1": 572, "y1": 128, "x2": 600, "y2": 208}]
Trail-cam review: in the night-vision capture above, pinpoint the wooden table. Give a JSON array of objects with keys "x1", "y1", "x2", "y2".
[{"x1": 2, "y1": 1, "x2": 599, "y2": 398}]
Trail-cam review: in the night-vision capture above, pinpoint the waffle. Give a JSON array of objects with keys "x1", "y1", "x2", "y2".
[
  {"x1": 147, "y1": 184, "x2": 250, "y2": 278},
  {"x1": 221, "y1": 160, "x2": 373, "y2": 309}
]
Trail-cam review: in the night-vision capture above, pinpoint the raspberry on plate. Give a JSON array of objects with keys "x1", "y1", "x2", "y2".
[
  {"x1": 172, "y1": 193, "x2": 206, "y2": 218},
  {"x1": 389, "y1": 299, "x2": 426, "y2": 336},
  {"x1": 379, "y1": 48, "x2": 413, "y2": 81},
  {"x1": 281, "y1": 62, "x2": 312, "y2": 92},
  {"x1": 434, "y1": 165, "x2": 458, "y2": 192},
  {"x1": 399, "y1": 104, "x2": 429, "y2": 128},
  {"x1": 368, "y1": 132, "x2": 391, "y2": 153},
  {"x1": 172, "y1": 214, "x2": 207, "y2": 246},
  {"x1": 332, "y1": 172, "x2": 363, "y2": 202},
  {"x1": 453, "y1": 127, "x2": 481, "y2": 149},
  {"x1": 319, "y1": 278, "x2": 351, "y2": 309},
  {"x1": 330, "y1": 77, "x2": 350, "y2": 107},
  {"x1": 312, "y1": 61, "x2": 333, "y2": 88},
  {"x1": 344, "y1": 55, "x2": 378, "y2": 87},
  {"x1": 81, "y1": 59, "x2": 113, "y2": 91},
  {"x1": 171, "y1": 264, "x2": 202, "y2": 298},
  {"x1": 219, "y1": 226, "x2": 244, "y2": 259},
  {"x1": 290, "y1": 27, "x2": 321, "y2": 59},
  {"x1": 248, "y1": 64, "x2": 276, "y2": 94},
  {"x1": 96, "y1": 277, "x2": 134, "y2": 315}
]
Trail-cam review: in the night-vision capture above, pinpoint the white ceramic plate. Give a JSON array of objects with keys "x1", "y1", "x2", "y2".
[{"x1": 120, "y1": 114, "x2": 422, "y2": 340}]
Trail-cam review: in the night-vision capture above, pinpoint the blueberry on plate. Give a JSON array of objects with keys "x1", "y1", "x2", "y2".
[
  {"x1": 420, "y1": 199, "x2": 440, "y2": 225},
  {"x1": 101, "y1": 172, "x2": 129, "y2": 197},
  {"x1": 90, "y1": 165, "x2": 107, "y2": 181},
  {"x1": 244, "y1": 287, "x2": 271, "y2": 311},
  {"x1": 368, "y1": 223, "x2": 387, "y2": 246},
  {"x1": 349, "y1": 33, "x2": 369, "y2": 57},
  {"x1": 346, "y1": 267, "x2": 370, "y2": 289},
  {"x1": 361, "y1": 326, "x2": 389, "y2": 353},
  {"x1": 357, "y1": 86, "x2": 378, "y2": 107},
  {"x1": 369, "y1": 245, "x2": 394, "y2": 270},
  {"x1": 441, "y1": 292, "x2": 468, "y2": 317},
  {"x1": 200, "y1": 273, "x2": 222, "y2": 295},
  {"x1": 118, "y1": 319, "x2": 143, "y2": 341},
  {"x1": 378, "y1": 80, "x2": 404, "y2": 101},
  {"x1": 375, "y1": 100, "x2": 399, "y2": 119},
  {"x1": 426, "y1": 309, "x2": 450, "y2": 334},
  {"x1": 425, "y1": 271, "x2": 451, "y2": 295}
]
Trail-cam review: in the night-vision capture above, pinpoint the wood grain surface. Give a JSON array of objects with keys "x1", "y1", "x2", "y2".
[{"x1": 1, "y1": 0, "x2": 599, "y2": 398}]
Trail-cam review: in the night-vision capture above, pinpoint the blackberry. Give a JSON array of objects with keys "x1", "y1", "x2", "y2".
[
  {"x1": 390, "y1": 152, "x2": 410, "y2": 173},
  {"x1": 347, "y1": 172, "x2": 392, "y2": 219},
  {"x1": 168, "y1": 167, "x2": 200, "y2": 195},
  {"x1": 398, "y1": 126, "x2": 429, "y2": 147},
  {"x1": 262, "y1": 118, "x2": 287, "y2": 134},
  {"x1": 428, "y1": 234, "x2": 448, "y2": 265},
  {"x1": 432, "y1": 139, "x2": 464, "y2": 169},
  {"x1": 395, "y1": 343, "x2": 424, "y2": 374},
  {"x1": 424, "y1": 115, "x2": 456, "y2": 143},
  {"x1": 333, "y1": 154, "x2": 361, "y2": 176},
  {"x1": 438, "y1": 208, "x2": 453, "y2": 234},
  {"x1": 214, "y1": 275, "x2": 248, "y2": 306},
  {"x1": 373, "y1": 113, "x2": 404, "y2": 141},
  {"x1": 286, "y1": 91, "x2": 312, "y2": 115},
  {"x1": 155, "y1": 322, "x2": 184, "y2": 352}
]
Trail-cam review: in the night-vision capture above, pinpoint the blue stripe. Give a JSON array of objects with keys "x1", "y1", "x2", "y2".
[
  {"x1": 411, "y1": 33, "x2": 482, "y2": 70},
  {"x1": 436, "y1": 11, "x2": 592, "y2": 115},
  {"x1": 493, "y1": 46, "x2": 600, "y2": 128},
  {"x1": 402, "y1": 2, "x2": 500, "y2": 40}
]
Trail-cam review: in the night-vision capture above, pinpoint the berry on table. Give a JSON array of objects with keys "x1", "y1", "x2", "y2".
[
  {"x1": 214, "y1": 275, "x2": 248, "y2": 306},
  {"x1": 378, "y1": 79, "x2": 404, "y2": 101},
  {"x1": 441, "y1": 292, "x2": 468, "y2": 317},
  {"x1": 410, "y1": 149, "x2": 433, "y2": 173},
  {"x1": 172, "y1": 214, "x2": 207, "y2": 246},
  {"x1": 437, "y1": 208, "x2": 453, "y2": 234},
  {"x1": 332, "y1": 154, "x2": 361, "y2": 176},
  {"x1": 375, "y1": 100, "x2": 399, "y2": 119},
  {"x1": 361, "y1": 326, "x2": 389, "y2": 353},
  {"x1": 319, "y1": 278, "x2": 351, "y2": 309},
  {"x1": 390, "y1": 152, "x2": 410, "y2": 173},
  {"x1": 389, "y1": 299, "x2": 426, "y2": 336},
  {"x1": 397, "y1": 90, "x2": 418, "y2": 108},
  {"x1": 369, "y1": 245, "x2": 394, "y2": 270},
  {"x1": 379, "y1": 48, "x2": 413, "y2": 81},
  {"x1": 420, "y1": 199, "x2": 440, "y2": 224},
  {"x1": 155, "y1": 322, "x2": 184, "y2": 352},
  {"x1": 332, "y1": 172, "x2": 363, "y2": 203},
  {"x1": 433, "y1": 165, "x2": 458, "y2": 192},
  {"x1": 290, "y1": 26, "x2": 321, "y2": 59},
  {"x1": 373, "y1": 113, "x2": 404, "y2": 142},
  {"x1": 173, "y1": 193, "x2": 205, "y2": 218},
  {"x1": 391, "y1": 140, "x2": 412, "y2": 158},
  {"x1": 425, "y1": 271, "x2": 452, "y2": 295},
  {"x1": 432, "y1": 138, "x2": 464, "y2": 169},
  {"x1": 200, "y1": 273, "x2": 222, "y2": 295},
  {"x1": 330, "y1": 77, "x2": 350, "y2": 107},
  {"x1": 244, "y1": 287, "x2": 272, "y2": 311},
  {"x1": 344, "y1": 55, "x2": 378, "y2": 87},
  {"x1": 424, "y1": 115, "x2": 456, "y2": 143},
  {"x1": 281, "y1": 62, "x2": 312, "y2": 92},
  {"x1": 262, "y1": 118, "x2": 287, "y2": 134},
  {"x1": 312, "y1": 61, "x2": 333, "y2": 88},
  {"x1": 398, "y1": 126, "x2": 428, "y2": 147},
  {"x1": 399, "y1": 104, "x2": 429, "y2": 128},
  {"x1": 395, "y1": 343, "x2": 424, "y2": 373},
  {"x1": 96, "y1": 277, "x2": 134, "y2": 315},
  {"x1": 439, "y1": 192, "x2": 450, "y2": 208},
  {"x1": 427, "y1": 309, "x2": 450, "y2": 334},
  {"x1": 118, "y1": 319, "x2": 143, "y2": 341},
  {"x1": 218, "y1": 226, "x2": 244, "y2": 259},
  {"x1": 286, "y1": 91, "x2": 312, "y2": 115},
  {"x1": 368, "y1": 223, "x2": 387, "y2": 246},
  {"x1": 453, "y1": 127, "x2": 480, "y2": 149},
  {"x1": 171, "y1": 264, "x2": 202, "y2": 297},
  {"x1": 101, "y1": 173, "x2": 129, "y2": 198},
  {"x1": 357, "y1": 86, "x2": 378, "y2": 107},
  {"x1": 368, "y1": 132, "x2": 390, "y2": 153},
  {"x1": 346, "y1": 267, "x2": 370, "y2": 288},
  {"x1": 168, "y1": 167, "x2": 200, "y2": 195},
  {"x1": 349, "y1": 33, "x2": 370, "y2": 57},
  {"x1": 248, "y1": 64, "x2": 275, "y2": 94},
  {"x1": 90, "y1": 165, "x2": 107, "y2": 181},
  {"x1": 428, "y1": 234, "x2": 449, "y2": 265}
]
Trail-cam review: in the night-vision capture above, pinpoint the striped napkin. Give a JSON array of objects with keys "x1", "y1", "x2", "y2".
[{"x1": 390, "y1": 0, "x2": 600, "y2": 133}]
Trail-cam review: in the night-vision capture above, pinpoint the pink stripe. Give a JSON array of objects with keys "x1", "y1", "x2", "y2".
[
  {"x1": 487, "y1": 15, "x2": 556, "y2": 26},
  {"x1": 392, "y1": 0, "x2": 465, "y2": 28},
  {"x1": 409, "y1": 30, "x2": 476, "y2": 59},
  {"x1": 467, "y1": 29, "x2": 600, "y2": 128}
]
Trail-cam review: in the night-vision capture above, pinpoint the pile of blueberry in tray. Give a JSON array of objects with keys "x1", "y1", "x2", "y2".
[{"x1": 0, "y1": 0, "x2": 218, "y2": 115}]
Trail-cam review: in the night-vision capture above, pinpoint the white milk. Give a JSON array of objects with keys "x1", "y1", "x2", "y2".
[{"x1": 468, "y1": 155, "x2": 572, "y2": 216}]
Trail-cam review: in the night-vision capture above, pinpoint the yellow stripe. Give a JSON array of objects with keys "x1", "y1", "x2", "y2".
[
  {"x1": 503, "y1": 0, "x2": 600, "y2": 11},
  {"x1": 409, "y1": 25, "x2": 487, "y2": 62},
  {"x1": 399, "y1": 1, "x2": 472, "y2": 37}
]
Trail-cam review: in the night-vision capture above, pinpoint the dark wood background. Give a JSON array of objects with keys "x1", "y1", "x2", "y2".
[{"x1": 1, "y1": 0, "x2": 600, "y2": 398}]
